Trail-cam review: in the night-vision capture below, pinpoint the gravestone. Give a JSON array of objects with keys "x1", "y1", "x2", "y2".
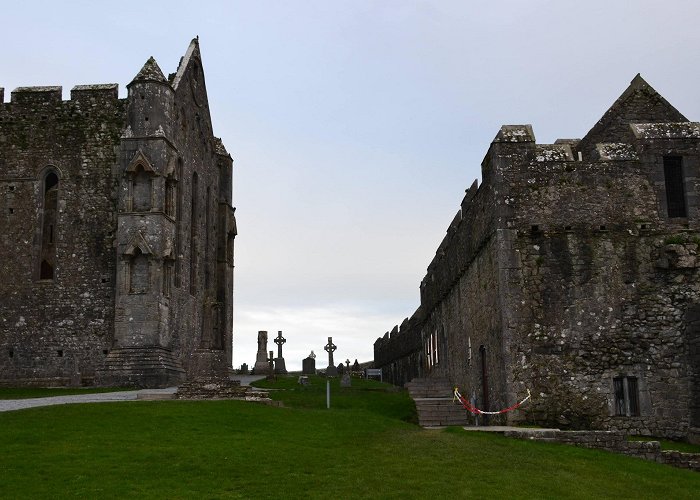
[
  {"x1": 337, "y1": 363, "x2": 345, "y2": 375},
  {"x1": 302, "y1": 356, "x2": 316, "y2": 375},
  {"x1": 352, "y1": 359, "x2": 360, "y2": 373},
  {"x1": 239, "y1": 363, "x2": 249, "y2": 375},
  {"x1": 267, "y1": 350, "x2": 275, "y2": 379},
  {"x1": 273, "y1": 330, "x2": 287, "y2": 374},
  {"x1": 324, "y1": 337, "x2": 338, "y2": 376},
  {"x1": 340, "y1": 372, "x2": 351, "y2": 388},
  {"x1": 252, "y1": 331, "x2": 269, "y2": 374}
]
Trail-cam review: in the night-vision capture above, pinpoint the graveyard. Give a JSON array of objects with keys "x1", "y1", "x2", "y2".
[{"x1": 0, "y1": 378, "x2": 698, "y2": 498}]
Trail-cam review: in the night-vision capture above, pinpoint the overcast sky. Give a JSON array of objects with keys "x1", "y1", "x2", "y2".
[{"x1": 3, "y1": 1, "x2": 700, "y2": 370}]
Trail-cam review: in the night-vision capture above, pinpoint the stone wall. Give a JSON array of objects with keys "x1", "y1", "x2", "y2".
[
  {"x1": 0, "y1": 85, "x2": 126, "y2": 386},
  {"x1": 374, "y1": 76, "x2": 700, "y2": 438},
  {"x1": 0, "y1": 39, "x2": 235, "y2": 388},
  {"x1": 504, "y1": 430, "x2": 700, "y2": 471}
]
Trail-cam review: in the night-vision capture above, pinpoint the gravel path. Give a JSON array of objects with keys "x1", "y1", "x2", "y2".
[
  {"x1": 0, "y1": 390, "x2": 144, "y2": 413},
  {"x1": 0, "y1": 376, "x2": 267, "y2": 413}
]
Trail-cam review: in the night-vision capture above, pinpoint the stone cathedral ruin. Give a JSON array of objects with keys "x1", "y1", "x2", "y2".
[
  {"x1": 0, "y1": 39, "x2": 236, "y2": 388},
  {"x1": 374, "y1": 75, "x2": 699, "y2": 442}
]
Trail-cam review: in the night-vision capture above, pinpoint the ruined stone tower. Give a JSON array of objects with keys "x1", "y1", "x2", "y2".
[{"x1": 0, "y1": 39, "x2": 236, "y2": 388}]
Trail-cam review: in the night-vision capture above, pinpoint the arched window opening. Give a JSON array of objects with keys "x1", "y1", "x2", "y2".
[
  {"x1": 190, "y1": 172, "x2": 198, "y2": 295},
  {"x1": 39, "y1": 171, "x2": 59, "y2": 280},
  {"x1": 174, "y1": 159, "x2": 184, "y2": 288},
  {"x1": 205, "y1": 186, "x2": 211, "y2": 289}
]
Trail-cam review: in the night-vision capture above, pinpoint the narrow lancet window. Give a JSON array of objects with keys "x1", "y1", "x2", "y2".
[
  {"x1": 190, "y1": 172, "x2": 198, "y2": 295},
  {"x1": 39, "y1": 171, "x2": 59, "y2": 280}
]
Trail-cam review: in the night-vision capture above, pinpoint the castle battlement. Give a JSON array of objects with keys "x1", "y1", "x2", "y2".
[{"x1": 3, "y1": 84, "x2": 121, "y2": 108}]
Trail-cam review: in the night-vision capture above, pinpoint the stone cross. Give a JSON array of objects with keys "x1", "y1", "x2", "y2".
[
  {"x1": 268, "y1": 350, "x2": 274, "y2": 376},
  {"x1": 324, "y1": 337, "x2": 338, "y2": 376},
  {"x1": 273, "y1": 330, "x2": 287, "y2": 374},
  {"x1": 274, "y1": 331, "x2": 286, "y2": 359},
  {"x1": 345, "y1": 359, "x2": 350, "y2": 371}
]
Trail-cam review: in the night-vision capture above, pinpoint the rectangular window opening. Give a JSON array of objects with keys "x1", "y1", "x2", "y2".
[
  {"x1": 57, "y1": 350, "x2": 63, "y2": 357},
  {"x1": 663, "y1": 156, "x2": 687, "y2": 218},
  {"x1": 614, "y1": 375, "x2": 640, "y2": 417}
]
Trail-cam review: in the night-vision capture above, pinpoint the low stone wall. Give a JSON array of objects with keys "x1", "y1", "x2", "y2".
[{"x1": 504, "y1": 430, "x2": 699, "y2": 472}]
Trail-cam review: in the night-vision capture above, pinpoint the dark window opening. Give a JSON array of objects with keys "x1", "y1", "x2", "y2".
[
  {"x1": 40, "y1": 260, "x2": 54, "y2": 280},
  {"x1": 39, "y1": 171, "x2": 59, "y2": 280},
  {"x1": 565, "y1": 225, "x2": 572, "y2": 231},
  {"x1": 599, "y1": 225, "x2": 607, "y2": 231},
  {"x1": 57, "y1": 350, "x2": 63, "y2": 357},
  {"x1": 45, "y1": 173, "x2": 58, "y2": 191},
  {"x1": 8, "y1": 208, "x2": 14, "y2": 214},
  {"x1": 103, "y1": 349, "x2": 109, "y2": 356},
  {"x1": 664, "y1": 156, "x2": 687, "y2": 217},
  {"x1": 8, "y1": 185, "x2": 15, "y2": 191},
  {"x1": 9, "y1": 350, "x2": 14, "y2": 358},
  {"x1": 101, "y1": 277, "x2": 109, "y2": 283},
  {"x1": 531, "y1": 225, "x2": 539, "y2": 234},
  {"x1": 614, "y1": 376, "x2": 640, "y2": 417}
]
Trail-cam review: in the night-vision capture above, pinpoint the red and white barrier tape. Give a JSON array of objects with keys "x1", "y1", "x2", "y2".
[{"x1": 453, "y1": 387, "x2": 531, "y2": 415}]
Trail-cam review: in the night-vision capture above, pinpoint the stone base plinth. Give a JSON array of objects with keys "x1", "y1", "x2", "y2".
[
  {"x1": 95, "y1": 346, "x2": 186, "y2": 388},
  {"x1": 274, "y1": 357, "x2": 287, "y2": 374}
]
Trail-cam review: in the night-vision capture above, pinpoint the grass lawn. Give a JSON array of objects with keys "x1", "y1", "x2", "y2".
[
  {"x1": 0, "y1": 387, "x2": 134, "y2": 400},
  {"x1": 0, "y1": 376, "x2": 697, "y2": 499}
]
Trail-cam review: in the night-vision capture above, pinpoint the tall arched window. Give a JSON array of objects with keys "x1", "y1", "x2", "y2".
[
  {"x1": 174, "y1": 158, "x2": 184, "y2": 288},
  {"x1": 39, "y1": 171, "x2": 59, "y2": 280},
  {"x1": 190, "y1": 172, "x2": 198, "y2": 295}
]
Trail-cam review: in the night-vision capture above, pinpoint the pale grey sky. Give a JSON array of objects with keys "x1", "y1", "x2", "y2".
[{"x1": 3, "y1": 1, "x2": 700, "y2": 369}]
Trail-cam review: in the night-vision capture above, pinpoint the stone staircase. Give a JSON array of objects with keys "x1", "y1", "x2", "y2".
[{"x1": 405, "y1": 378, "x2": 469, "y2": 427}]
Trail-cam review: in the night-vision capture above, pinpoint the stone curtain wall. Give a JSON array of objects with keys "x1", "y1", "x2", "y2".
[
  {"x1": 374, "y1": 80, "x2": 700, "y2": 438},
  {"x1": 497, "y1": 135, "x2": 700, "y2": 437},
  {"x1": 0, "y1": 86, "x2": 126, "y2": 386}
]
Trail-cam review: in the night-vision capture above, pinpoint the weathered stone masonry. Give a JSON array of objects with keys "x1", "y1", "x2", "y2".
[
  {"x1": 375, "y1": 75, "x2": 700, "y2": 441},
  {"x1": 0, "y1": 39, "x2": 236, "y2": 388}
]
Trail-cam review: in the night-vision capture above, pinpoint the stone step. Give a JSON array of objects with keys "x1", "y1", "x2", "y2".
[
  {"x1": 405, "y1": 378, "x2": 455, "y2": 399},
  {"x1": 407, "y1": 377, "x2": 468, "y2": 427}
]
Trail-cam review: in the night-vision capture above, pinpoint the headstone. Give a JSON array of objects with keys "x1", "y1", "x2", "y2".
[
  {"x1": 298, "y1": 375, "x2": 310, "y2": 386},
  {"x1": 337, "y1": 363, "x2": 345, "y2": 375},
  {"x1": 340, "y1": 372, "x2": 351, "y2": 388},
  {"x1": 324, "y1": 337, "x2": 338, "y2": 376},
  {"x1": 273, "y1": 330, "x2": 287, "y2": 374},
  {"x1": 302, "y1": 356, "x2": 316, "y2": 375},
  {"x1": 267, "y1": 350, "x2": 275, "y2": 377},
  {"x1": 352, "y1": 359, "x2": 360, "y2": 372},
  {"x1": 239, "y1": 363, "x2": 249, "y2": 375},
  {"x1": 252, "y1": 331, "x2": 269, "y2": 374},
  {"x1": 345, "y1": 359, "x2": 350, "y2": 373}
]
